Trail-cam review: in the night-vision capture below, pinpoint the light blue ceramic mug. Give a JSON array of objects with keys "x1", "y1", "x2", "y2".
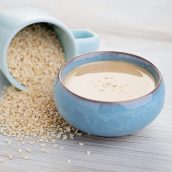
[{"x1": 0, "y1": 7, "x2": 99, "y2": 90}]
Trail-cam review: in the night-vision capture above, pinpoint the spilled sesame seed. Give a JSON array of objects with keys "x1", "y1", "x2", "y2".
[
  {"x1": 18, "y1": 149, "x2": 23, "y2": 153},
  {"x1": 53, "y1": 144, "x2": 58, "y2": 148},
  {"x1": 67, "y1": 159, "x2": 71, "y2": 163},
  {"x1": 0, "y1": 24, "x2": 80, "y2": 142},
  {"x1": 6, "y1": 140, "x2": 12, "y2": 145},
  {"x1": 8, "y1": 155, "x2": 13, "y2": 160},
  {"x1": 86, "y1": 150, "x2": 91, "y2": 155},
  {"x1": 40, "y1": 143, "x2": 46, "y2": 147},
  {"x1": 26, "y1": 148, "x2": 31, "y2": 153},
  {"x1": 78, "y1": 142, "x2": 84, "y2": 146},
  {"x1": 23, "y1": 155, "x2": 29, "y2": 160}
]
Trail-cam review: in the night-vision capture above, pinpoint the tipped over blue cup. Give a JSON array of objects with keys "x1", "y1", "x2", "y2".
[
  {"x1": 54, "y1": 51, "x2": 165, "y2": 137},
  {"x1": 0, "y1": 7, "x2": 99, "y2": 91}
]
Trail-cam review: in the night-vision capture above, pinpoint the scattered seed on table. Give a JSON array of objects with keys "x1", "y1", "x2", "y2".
[
  {"x1": 66, "y1": 127, "x2": 71, "y2": 132},
  {"x1": 24, "y1": 155, "x2": 29, "y2": 160},
  {"x1": 67, "y1": 159, "x2": 71, "y2": 163},
  {"x1": 41, "y1": 149, "x2": 49, "y2": 154},
  {"x1": 39, "y1": 139, "x2": 44, "y2": 142},
  {"x1": 53, "y1": 144, "x2": 58, "y2": 148},
  {"x1": 56, "y1": 134, "x2": 61, "y2": 139},
  {"x1": 26, "y1": 148, "x2": 31, "y2": 153},
  {"x1": 8, "y1": 155, "x2": 13, "y2": 160},
  {"x1": 78, "y1": 142, "x2": 84, "y2": 146},
  {"x1": 86, "y1": 150, "x2": 91, "y2": 155},
  {"x1": 40, "y1": 143, "x2": 46, "y2": 147},
  {"x1": 50, "y1": 139, "x2": 56, "y2": 142},
  {"x1": 18, "y1": 149, "x2": 23, "y2": 153},
  {"x1": 6, "y1": 140, "x2": 12, "y2": 145},
  {"x1": 77, "y1": 133, "x2": 82, "y2": 136},
  {"x1": 59, "y1": 146, "x2": 64, "y2": 150},
  {"x1": 21, "y1": 141, "x2": 25, "y2": 145},
  {"x1": 69, "y1": 134, "x2": 74, "y2": 139},
  {"x1": 44, "y1": 139, "x2": 49, "y2": 143},
  {"x1": 45, "y1": 150, "x2": 50, "y2": 154},
  {"x1": 28, "y1": 141, "x2": 35, "y2": 145},
  {"x1": 41, "y1": 148, "x2": 46, "y2": 152},
  {"x1": 62, "y1": 135, "x2": 67, "y2": 140}
]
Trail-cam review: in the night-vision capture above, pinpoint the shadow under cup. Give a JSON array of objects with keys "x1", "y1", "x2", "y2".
[{"x1": 54, "y1": 51, "x2": 165, "y2": 137}]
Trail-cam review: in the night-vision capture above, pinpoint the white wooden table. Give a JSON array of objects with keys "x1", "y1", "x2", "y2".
[{"x1": 0, "y1": 0, "x2": 172, "y2": 171}]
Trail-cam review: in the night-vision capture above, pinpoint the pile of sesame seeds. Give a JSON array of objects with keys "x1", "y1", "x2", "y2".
[{"x1": 0, "y1": 24, "x2": 81, "y2": 141}]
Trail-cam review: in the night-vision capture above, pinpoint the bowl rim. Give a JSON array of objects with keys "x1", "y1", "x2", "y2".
[{"x1": 58, "y1": 51, "x2": 162, "y2": 104}]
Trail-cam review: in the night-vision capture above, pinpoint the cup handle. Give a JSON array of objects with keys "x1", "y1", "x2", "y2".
[{"x1": 71, "y1": 29, "x2": 99, "y2": 55}]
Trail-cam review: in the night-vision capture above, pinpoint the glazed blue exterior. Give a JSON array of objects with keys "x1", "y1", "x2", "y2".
[{"x1": 54, "y1": 52, "x2": 165, "y2": 136}]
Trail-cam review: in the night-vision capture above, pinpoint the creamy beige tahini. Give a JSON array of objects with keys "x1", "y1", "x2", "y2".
[{"x1": 64, "y1": 61, "x2": 156, "y2": 102}]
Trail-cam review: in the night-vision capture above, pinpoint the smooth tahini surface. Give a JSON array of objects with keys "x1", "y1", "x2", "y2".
[
  {"x1": 0, "y1": 0, "x2": 172, "y2": 172},
  {"x1": 64, "y1": 61, "x2": 156, "y2": 102}
]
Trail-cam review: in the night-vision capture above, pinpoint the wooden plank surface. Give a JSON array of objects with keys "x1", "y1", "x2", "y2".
[{"x1": 0, "y1": 0, "x2": 172, "y2": 171}]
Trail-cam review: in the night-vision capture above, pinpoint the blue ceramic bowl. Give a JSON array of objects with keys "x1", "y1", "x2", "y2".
[{"x1": 54, "y1": 51, "x2": 165, "y2": 137}]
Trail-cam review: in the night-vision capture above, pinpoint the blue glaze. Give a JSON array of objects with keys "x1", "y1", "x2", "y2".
[
  {"x1": 0, "y1": 7, "x2": 99, "y2": 90},
  {"x1": 54, "y1": 51, "x2": 165, "y2": 136}
]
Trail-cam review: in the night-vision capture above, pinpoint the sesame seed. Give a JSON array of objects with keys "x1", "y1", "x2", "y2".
[
  {"x1": 66, "y1": 127, "x2": 71, "y2": 132},
  {"x1": 24, "y1": 155, "x2": 29, "y2": 160},
  {"x1": 40, "y1": 143, "x2": 46, "y2": 147},
  {"x1": 41, "y1": 148, "x2": 49, "y2": 153},
  {"x1": 70, "y1": 136, "x2": 74, "y2": 139},
  {"x1": 29, "y1": 141, "x2": 35, "y2": 145},
  {"x1": 45, "y1": 139, "x2": 49, "y2": 143},
  {"x1": 59, "y1": 146, "x2": 64, "y2": 150},
  {"x1": 8, "y1": 155, "x2": 13, "y2": 160},
  {"x1": 67, "y1": 159, "x2": 71, "y2": 163},
  {"x1": 26, "y1": 148, "x2": 31, "y2": 153},
  {"x1": 50, "y1": 139, "x2": 56, "y2": 142},
  {"x1": 56, "y1": 134, "x2": 62, "y2": 139},
  {"x1": 45, "y1": 150, "x2": 50, "y2": 154},
  {"x1": 41, "y1": 148, "x2": 46, "y2": 153},
  {"x1": 53, "y1": 144, "x2": 58, "y2": 148},
  {"x1": 62, "y1": 135, "x2": 67, "y2": 140},
  {"x1": 39, "y1": 139, "x2": 44, "y2": 142},
  {"x1": 78, "y1": 142, "x2": 84, "y2": 146},
  {"x1": 21, "y1": 141, "x2": 25, "y2": 145},
  {"x1": 77, "y1": 133, "x2": 82, "y2": 136},
  {"x1": 86, "y1": 150, "x2": 91, "y2": 155},
  {"x1": 18, "y1": 149, "x2": 23, "y2": 153},
  {"x1": 6, "y1": 140, "x2": 12, "y2": 145},
  {"x1": 0, "y1": 158, "x2": 4, "y2": 163}
]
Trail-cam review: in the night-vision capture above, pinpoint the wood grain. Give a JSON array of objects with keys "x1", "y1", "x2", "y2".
[{"x1": 0, "y1": 0, "x2": 172, "y2": 171}]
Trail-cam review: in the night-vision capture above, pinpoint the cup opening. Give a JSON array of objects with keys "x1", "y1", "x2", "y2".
[
  {"x1": 58, "y1": 51, "x2": 162, "y2": 103},
  {"x1": 4, "y1": 21, "x2": 76, "y2": 90},
  {"x1": 6, "y1": 22, "x2": 62, "y2": 90}
]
